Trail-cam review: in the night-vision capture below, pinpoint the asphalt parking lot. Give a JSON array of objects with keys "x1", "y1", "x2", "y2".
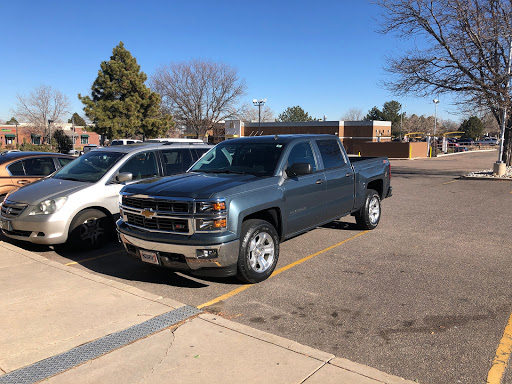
[{"x1": 3, "y1": 150, "x2": 512, "y2": 384}]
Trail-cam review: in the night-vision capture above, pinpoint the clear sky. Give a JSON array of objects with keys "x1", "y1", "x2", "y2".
[{"x1": 0, "y1": 0, "x2": 462, "y2": 124}]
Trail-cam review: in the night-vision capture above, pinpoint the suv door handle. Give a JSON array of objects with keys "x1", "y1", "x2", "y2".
[
  {"x1": 345, "y1": 173, "x2": 352, "y2": 177},
  {"x1": 17, "y1": 180, "x2": 31, "y2": 185},
  {"x1": 316, "y1": 179, "x2": 323, "y2": 184}
]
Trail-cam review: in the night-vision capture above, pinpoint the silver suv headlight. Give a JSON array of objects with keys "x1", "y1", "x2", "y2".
[{"x1": 29, "y1": 197, "x2": 68, "y2": 215}]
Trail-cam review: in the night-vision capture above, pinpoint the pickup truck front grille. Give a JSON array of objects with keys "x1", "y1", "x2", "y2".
[
  {"x1": 126, "y1": 213, "x2": 189, "y2": 233},
  {"x1": 1, "y1": 201, "x2": 28, "y2": 218},
  {"x1": 122, "y1": 197, "x2": 190, "y2": 213}
]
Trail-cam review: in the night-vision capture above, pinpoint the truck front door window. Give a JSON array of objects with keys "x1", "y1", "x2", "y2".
[{"x1": 286, "y1": 142, "x2": 317, "y2": 172}]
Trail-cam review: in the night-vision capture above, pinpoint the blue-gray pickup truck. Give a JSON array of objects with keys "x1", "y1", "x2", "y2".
[{"x1": 116, "y1": 135, "x2": 392, "y2": 283}]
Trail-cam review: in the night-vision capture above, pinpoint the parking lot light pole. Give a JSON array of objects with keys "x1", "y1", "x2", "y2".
[
  {"x1": 47, "y1": 119, "x2": 54, "y2": 146},
  {"x1": 433, "y1": 99, "x2": 439, "y2": 157},
  {"x1": 252, "y1": 98, "x2": 267, "y2": 130},
  {"x1": 400, "y1": 104, "x2": 406, "y2": 141}
]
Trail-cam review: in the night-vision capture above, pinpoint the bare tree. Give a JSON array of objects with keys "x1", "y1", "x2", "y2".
[
  {"x1": 151, "y1": 60, "x2": 247, "y2": 138},
  {"x1": 374, "y1": 0, "x2": 512, "y2": 164},
  {"x1": 341, "y1": 108, "x2": 364, "y2": 121},
  {"x1": 13, "y1": 85, "x2": 71, "y2": 138},
  {"x1": 236, "y1": 102, "x2": 275, "y2": 122}
]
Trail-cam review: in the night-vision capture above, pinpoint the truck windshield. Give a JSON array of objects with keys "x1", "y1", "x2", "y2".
[
  {"x1": 190, "y1": 142, "x2": 284, "y2": 176},
  {"x1": 53, "y1": 151, "x2": 125, "y2": 183}
]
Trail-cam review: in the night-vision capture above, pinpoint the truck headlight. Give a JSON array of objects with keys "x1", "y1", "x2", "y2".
[
  {"x1": 196, "y1": 218, "x2": 227, "y2": 230},
  {"x1": 196, "y1": 201, "x2": 226, "y2": 212},
  {"x1": 29, "y1": 197, "x2": 68, "y2": 215}
]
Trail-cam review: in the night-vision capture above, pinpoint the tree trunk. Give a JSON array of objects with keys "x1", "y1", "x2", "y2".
[{"x1": 504, "y1": 128, "x2": 512, "y2": 166}]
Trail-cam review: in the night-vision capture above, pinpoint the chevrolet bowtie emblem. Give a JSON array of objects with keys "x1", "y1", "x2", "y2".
[{"x1": 141, "y1": 208, "x2": 156, "y2": 219}]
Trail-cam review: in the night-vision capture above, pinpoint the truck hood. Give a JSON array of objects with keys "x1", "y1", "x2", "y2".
[
  {"x1": 122, "y1": 172, "x2": 274, "y2": 199},
  {"x1": 7, "y1": 178, "x2": 89, "y2": 205}
]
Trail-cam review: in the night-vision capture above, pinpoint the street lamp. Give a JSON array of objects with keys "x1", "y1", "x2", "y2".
[
  {"x1": 252, "y1": 98, "x2": 267, "y2": 130},
  {"x1": 433, "y1": 99, "x2": 439, "y2": 157},
  {"x1": 47, "y1": 119, "x2": 54, "y2": 145}
]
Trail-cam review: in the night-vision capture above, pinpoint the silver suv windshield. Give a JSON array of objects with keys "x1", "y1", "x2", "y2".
[
  {"x1": 53, "y1": 151, "x2": 125, "y2": 183},
  {"x1": 189, "y1": 141, "x2": 284, "y2": 176}
]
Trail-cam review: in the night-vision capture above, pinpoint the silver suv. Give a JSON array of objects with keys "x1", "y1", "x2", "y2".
[{"x1": 0, "y1": 142, "x2": 211, "y2": 247}]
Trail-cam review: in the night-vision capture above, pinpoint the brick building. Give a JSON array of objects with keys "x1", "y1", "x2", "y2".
[
  {"x1": 219, "y1": 120, "x2": 392, "y2": 154},
  {"x1": 0, "y1": 124, "x2": 100, "y2": 151}
]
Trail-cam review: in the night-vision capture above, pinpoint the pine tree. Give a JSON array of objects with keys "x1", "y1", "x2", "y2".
[{"x1": 79, "y1": 42, "x2": 173, "y2": 140}]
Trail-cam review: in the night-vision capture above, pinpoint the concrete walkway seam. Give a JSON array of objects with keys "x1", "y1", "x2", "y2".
[{"x1": 0, "y1": 306, "x2": 201, "y2": 384}]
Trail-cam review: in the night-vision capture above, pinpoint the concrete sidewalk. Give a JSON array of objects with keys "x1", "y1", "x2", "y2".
[{"x1": 0, "y1": 240, "x2": 415, "y2": 384}]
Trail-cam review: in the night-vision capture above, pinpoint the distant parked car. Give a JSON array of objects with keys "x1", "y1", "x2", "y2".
[
  {"x1": 457, "y1": 138, "x2": 475, "y2": 145},
  {"x1": 0, "y1": 152, "x2": 75, "y2": 202},
  {"x1": 110, "y1": 139, "x2": 143, "y2": 146},
  {"x1": 476, "y1": 137, "x2": 498, "y2": 145},
  {"x1": 67, "y1": 149, "x2": 80, "y2": 155},
  {"x1": 144, "y1": 138, "x2": 204, "y2": 143},
  {"x1": 82, "y1": 144, "x2": 101, "y2": 154}
]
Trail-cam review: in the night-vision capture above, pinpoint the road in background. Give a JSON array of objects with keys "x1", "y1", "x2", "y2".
[{"x1": 4, "y1": 150, "x2": 512, "y2": 384}]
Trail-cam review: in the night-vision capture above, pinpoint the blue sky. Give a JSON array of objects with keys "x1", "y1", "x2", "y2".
[{"x1": 0, "y1": 0, "x2": 461, "y2": 124}]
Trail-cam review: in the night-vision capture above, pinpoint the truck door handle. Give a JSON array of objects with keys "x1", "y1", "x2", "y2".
[
  {"x1": 316, "y1": 179, "x2": 323, "y2": 184},
  {"x1": 345, "y1": 173, "x2": 352, "y2": 177}
]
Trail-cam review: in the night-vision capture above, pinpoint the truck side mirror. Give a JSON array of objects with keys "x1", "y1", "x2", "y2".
[
  {"x1": 286, "y1": 163, "x2": 312, "y2": 177},
  {"x1": 116, "y1": 172, "x2": 133, "y2": 183}
]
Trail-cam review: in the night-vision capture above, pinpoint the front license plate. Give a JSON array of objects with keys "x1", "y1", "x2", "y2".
[
  {"x1": 140, "y1": 250, "x2": 159, "y2": 265},
  {"x1": 0, "y1": 218, "x2": 12, "y2": 231}
]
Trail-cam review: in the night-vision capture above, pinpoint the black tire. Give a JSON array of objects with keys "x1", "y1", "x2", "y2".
[
  {"x1": 236, "y1": 219, "x2": 279, "y2": 284},
  {"x1": 354, "y1": 189, "x2": 381, "y2": 230},
  {"x1": 68, "y1": 209, "x2": 111, "y2": 249}
]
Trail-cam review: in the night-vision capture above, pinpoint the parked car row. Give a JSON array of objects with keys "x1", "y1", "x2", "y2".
[{"x1": 0, "y1": 141, "x2": 212, "y2": 247}]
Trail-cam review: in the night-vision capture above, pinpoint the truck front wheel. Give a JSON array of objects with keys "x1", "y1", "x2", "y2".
[
  {"x1": 237, "y1": 219, "x2": 279, "y2": 283},
  {"x1": 355, "y1": 189, "x2": 381, "y2": 230}
]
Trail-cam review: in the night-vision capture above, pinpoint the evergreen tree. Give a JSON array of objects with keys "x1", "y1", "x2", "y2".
[
  {"x1": 5, "y1": 117, "x2": 19, "y2": 125},
  {"x1": 68, "y1": 112, "x2": 87, "y2": 126},
  {"x1": 364, "y1": 106, "x2": 383, "y2": 121},
  {"x1": 53, "y1": 129, "x2": 73, "y2": 153},
  {"x1": 460, "y1": 116, "x2": 484, "y2": 140},
  {"x1": 276, "y1": 106, "x2": 316, "y2": 122},
  {"x1": 79, "y1": 42, "x2": 173, "y2": 140}
]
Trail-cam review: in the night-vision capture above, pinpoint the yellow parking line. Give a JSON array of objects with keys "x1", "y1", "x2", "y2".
[
  {"x1": 442, "y1": 180, "x2": 458, "y2": 185},
  {"x1": 65, "y1": 250, "x2": 124, "y2": 266},
  {"x1": 198, "y1": 230, "x2": 370, "y2": 309},
  {"x1": 487, "y1": 311, "x2": 512, "y2": 383}
]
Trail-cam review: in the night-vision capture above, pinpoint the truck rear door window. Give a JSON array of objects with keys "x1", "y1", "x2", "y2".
[{"x1": 316, "y1": 139, "x2": 345, "y2": 169}]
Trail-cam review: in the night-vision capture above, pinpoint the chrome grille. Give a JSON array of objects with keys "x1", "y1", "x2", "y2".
[
  {"x1": 122, "y1": 197, "x2": 190, "y2": 213},
  {"x1": 1, "y1": 201, "x2": 28, "y2": 218},
  {"x1": 126, "y1": 213, "x2": 189, "y2": 233}
]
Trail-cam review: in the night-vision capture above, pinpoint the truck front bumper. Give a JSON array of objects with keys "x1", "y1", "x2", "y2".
[{"x1": 118, "y1": 231, "x2": 240, "y2": 277}]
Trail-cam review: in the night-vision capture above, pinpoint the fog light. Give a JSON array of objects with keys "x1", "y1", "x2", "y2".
[{"x1": 196, "y1": 249, "x2": 218, "y2": 259}]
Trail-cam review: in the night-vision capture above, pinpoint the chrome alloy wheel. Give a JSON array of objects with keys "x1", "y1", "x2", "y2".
[
  {"x1": 248, "y1": 232, "x2": 275, "y2": 273},
  {"x1": 368, "y1": 196, "x2": 380, "y2": 225}
]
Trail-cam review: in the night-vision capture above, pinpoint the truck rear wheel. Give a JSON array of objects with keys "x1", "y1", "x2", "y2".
[
  {"x1": 236, "y1": 219, "x2": 279, "y2": 284},
  {"x1": 355, "y1": 189, "x2": 381, "y2": 230}
]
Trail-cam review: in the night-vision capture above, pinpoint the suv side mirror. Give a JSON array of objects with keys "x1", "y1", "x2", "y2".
[
  {"x1": 116, "y1": 172, "x2": 133, "y2": 183},
  {"x1": 286, "y1": 163, "x2": 312, "y2": 177}
]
